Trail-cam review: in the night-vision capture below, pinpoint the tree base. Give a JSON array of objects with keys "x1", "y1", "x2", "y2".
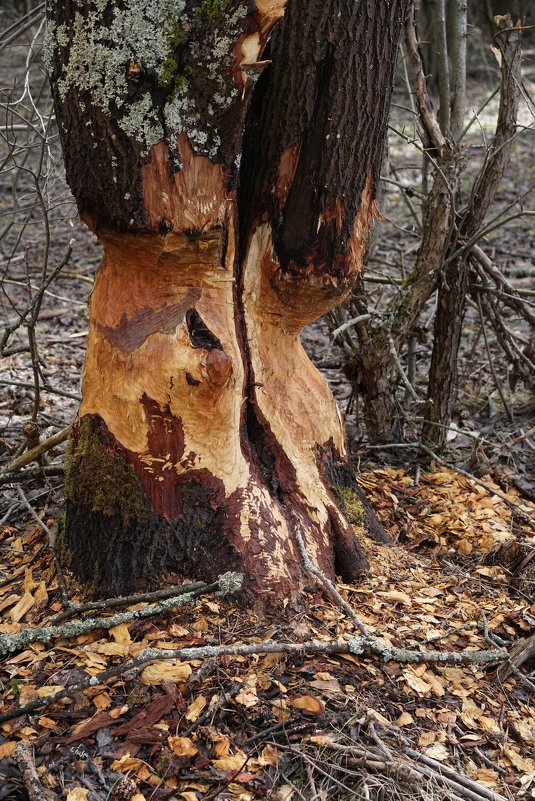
[
  {"x1": 61, "y1": 413, "x2": 386, "y2": 609},
  {"x1": 61, "y1": 197, "x2": 389, "y2": 608}
]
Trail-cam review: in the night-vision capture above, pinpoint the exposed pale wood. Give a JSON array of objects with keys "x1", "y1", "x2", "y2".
[{"x1": 51, "y1": 0, "x2": 406, "y2": 604}]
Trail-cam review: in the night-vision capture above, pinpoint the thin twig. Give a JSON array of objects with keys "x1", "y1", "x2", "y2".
[
  {"x1": 387, "y1": 332, "x2": 420, "y2": 401},
  {"x1": 0, "y1": 240, "x2": 73, "y2": 356},
  {"x1": 294, "y1": 528, "x2": 368, "y2": 635},
  {"x1": 15, "y1": 485, "x2": 72, "y2": 608},
  {"x1": 476, "y1": 293, "x2": 514, "y2": 422}
]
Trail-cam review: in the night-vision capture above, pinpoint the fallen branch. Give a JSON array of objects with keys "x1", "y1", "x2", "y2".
[
  {"x1": 0, "y1": 632, "x2": 504, "y2": 725},
  {"x1": 2, "y1": 424, "x2": 72, "y2": 474},
  {"x1": 14, "y1": 742, "x2": 49, "y2": 801},
  {"x1": 0, "y1": 574, "x2": 241, "y2": 658},
  {"x1": 405, "y1": 748, "x2": 506, "y2": 801},
  {"x1": 0, "y1": 464, "x2": 64, "y2": 486},
  {"x1": 304, "y1": 739, "x2": 507, "y2": 801},
  {"x1": 51, "y1": 580, "x2": 208, "y2": 624}
]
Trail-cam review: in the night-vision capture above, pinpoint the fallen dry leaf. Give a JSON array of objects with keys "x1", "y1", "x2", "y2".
[
  {"x1": 403, "y1": 670, "x2": 432, "y2": 695},
  {"x1": 502, "y1": 746, "x2": 535, "y2": 773},
  {"x1": 110, "y1": 755, "x2": 145, "y2": 772},
  {"x1": 140, "y1": 661, "x2": 191, "y2": 686},
  {"x1": 66, "y1": 790, "x2": 89, "y2": 801},
  {"x1": 272, "y1": 785, "x2": 294, "y2": 801},
  {"x1": 289, "y1": 695, "x2": 325, "y2": 716},
  {"x1": 377, "y1": 590, "x2": 412, "y2": 606},
  {"x1": 235, "y1": 678, "x2": 259, "y2": 708},
  {"x1": 227, "y1": 786, "x2": 254, "y2": 801},
  {"x1": 212, "y1": 732, "x2": 231, "y2": 758},
  {"x1": 92, "y1": 691, "x2": 112, "y2": 712},
  {"x1": 0, "y1": 741, "x2": 16, "y2": 758},
  {"x1": 110, "y1": 623, "x2": 131, "y2": 646},
  {"x1": 185, "y1": 694, "x2": 207, "y2": 722},
  {"x1": 168, "y1": 736, "x2": 198, "y2": 757},
  {"x1": 258, "y1": 744, "x2": 280, "y2": 767},
  {"x1": 212, "y1": 751, "x2": 247, "y2": 771},
  {"x1": 309, "y1": 677, "x2": 342, "y2": 693},
  {"x1": 424, "y1": 743, "x2": 450, "y2": 761}
]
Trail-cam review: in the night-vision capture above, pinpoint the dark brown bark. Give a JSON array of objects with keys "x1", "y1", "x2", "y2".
[
  {"x1": 422, "y1": 17, "x2": 521, "y2": 449},
  {"x1": 49, "y1": 0, "x2": 406, "y2": 607},
  {"x1": 345, "y1": 6, "x2": 461, "y2": 444}
]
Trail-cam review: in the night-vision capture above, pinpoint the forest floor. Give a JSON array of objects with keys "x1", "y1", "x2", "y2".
[{"x1": 1, "y1": 6, "x2": 535, "y2": 801}]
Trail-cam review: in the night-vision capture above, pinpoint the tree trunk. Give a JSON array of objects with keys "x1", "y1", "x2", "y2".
[
  {"x1": 422, "y1": 16, "x2": 521, "y2": 449},
  {"x1": 46, "y1": 0, "x2": 406, "y2": 607}
]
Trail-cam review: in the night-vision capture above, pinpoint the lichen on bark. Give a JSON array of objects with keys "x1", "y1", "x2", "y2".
[{"x1": 44, "y1": 0, "x2": 248, "y2": 158}]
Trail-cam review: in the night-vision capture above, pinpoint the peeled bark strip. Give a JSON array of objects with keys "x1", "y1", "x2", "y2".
[{"x1": 48, "y1": 0, "x2": 406, "y2": 606}]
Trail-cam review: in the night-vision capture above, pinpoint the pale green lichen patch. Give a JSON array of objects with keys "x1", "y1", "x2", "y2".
[
  {"x1": 337, "y1": 487, "x2": 366, "y2": 524},
  {"x1": 45, "y1": 0, "x2": 248, "y2": 159},
  {"x1": 44, "y1": 0, "x2": 187, "y2": 150}
]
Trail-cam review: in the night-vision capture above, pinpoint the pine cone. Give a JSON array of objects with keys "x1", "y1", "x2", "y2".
[{"x1": 112, "y1": 777, "x2": 137, "y2": 801}]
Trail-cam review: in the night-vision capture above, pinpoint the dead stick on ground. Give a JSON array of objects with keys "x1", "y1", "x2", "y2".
[
  {"x1": 312, "y1": 741, "x2": 505, "y2": 801},
  {"x1": 0, "y1": 633, "x2": 504, "y2": 725},
  {"x1": 15, "y1": 485, "x2": 72, "y2": 609},
  {"x1": 50, "y1": 580, "x2": 208, "y2": 624},
  {"x1": 0, "y1": 576, "x2": 234, "y2": 658},
  {"x1": 294, "y1": 528, "x2": 368, "y2": 635},
  {"x1": 2, "y1": 424, "x2": 72, "y2": 474},
  {"x1": 14, "y1": 742, "x2": 48, "y2": 801},
  {"x1": 404, "y1": 748, "x2": 507, "y2": 801}
]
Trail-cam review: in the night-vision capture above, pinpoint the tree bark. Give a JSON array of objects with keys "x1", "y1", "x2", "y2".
[
  {"x1": 422, "y1": 16, "x2": 521, "y2": 449},
  {"x1": 47, "y1": 0, "x2": 406, "y2": 607}
]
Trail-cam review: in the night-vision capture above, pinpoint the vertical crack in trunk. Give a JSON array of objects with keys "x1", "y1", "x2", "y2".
[{"x1": 51, "y1": 0, "x2": 407, "y2": 609}]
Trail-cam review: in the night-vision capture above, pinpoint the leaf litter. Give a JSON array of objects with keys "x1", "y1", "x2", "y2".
[{"x1": 0, "y1": 464, "x2": 534, "y2": 800}]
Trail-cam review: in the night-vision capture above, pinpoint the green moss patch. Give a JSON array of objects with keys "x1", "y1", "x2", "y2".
[
  {"x1": 337, "y1": 487, "x2": 365, "y2": 524},
  {"x1": 64, "y1": 419, "x2": 149, "y2": 530}
]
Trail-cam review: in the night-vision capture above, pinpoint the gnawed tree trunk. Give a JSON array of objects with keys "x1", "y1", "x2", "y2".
[{"x1": 46, "y1": 0, "x2": 406, "y2": 607}]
